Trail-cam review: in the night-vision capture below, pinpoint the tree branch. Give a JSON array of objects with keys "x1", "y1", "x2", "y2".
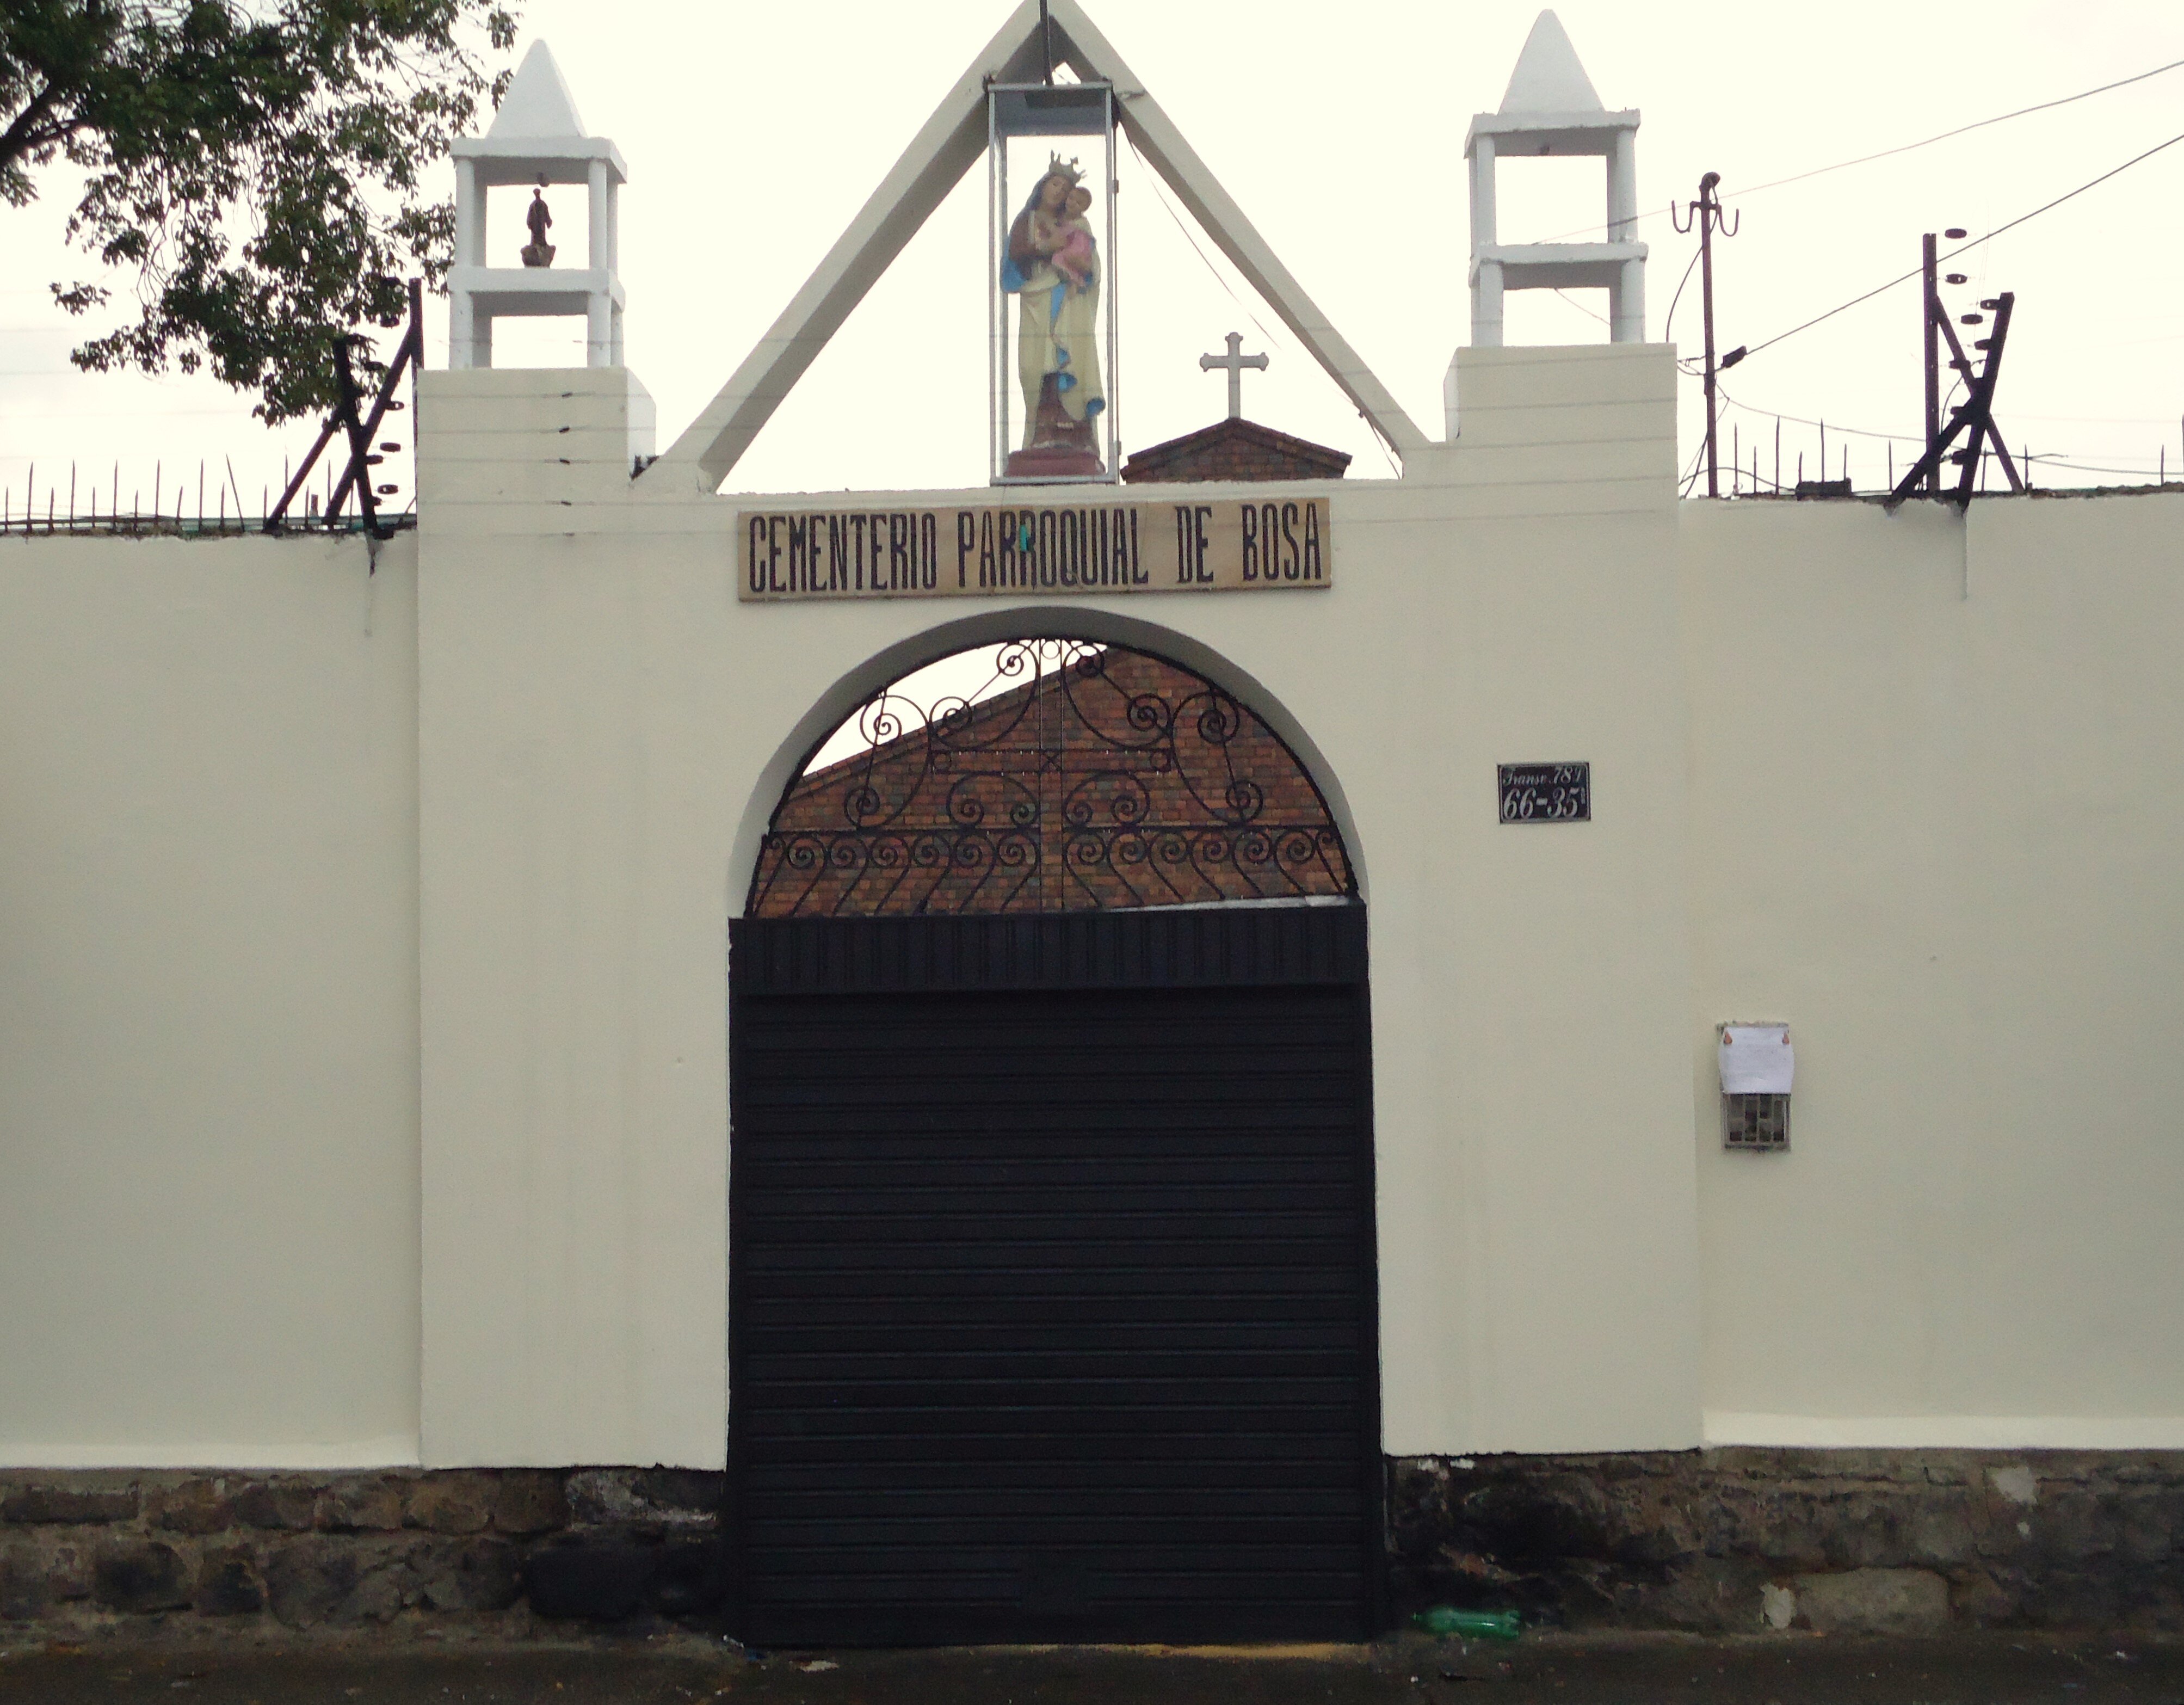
[{"x1": 0, "y1": 81, "x2": 72, "y2": 174}]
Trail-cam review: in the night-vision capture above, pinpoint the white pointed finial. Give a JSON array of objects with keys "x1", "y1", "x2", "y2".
[
  {"x1": 488, "y1": 40, "x2": 588, "y2": 140},
  {"x1": 449, "y1": 39, "x2": 627, "y2": 371},
  {"x1": 1498, "y1": 11, "x2": 1605, "y2": 114},
  {"x1": 1464, "y1": 10, "x2": 1643, "y2": 355}
]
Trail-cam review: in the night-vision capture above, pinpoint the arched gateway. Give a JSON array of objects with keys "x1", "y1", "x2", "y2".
[{"x1": 727, "y1": 639, "x2": 1382, "y2": 1645}]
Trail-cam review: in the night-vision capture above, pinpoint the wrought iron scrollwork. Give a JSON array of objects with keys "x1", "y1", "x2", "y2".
[{"x1": 749, "y1": 639, "x2": 1354, "y2": 917}]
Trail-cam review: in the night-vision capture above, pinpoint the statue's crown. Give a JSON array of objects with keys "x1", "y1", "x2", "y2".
[{"x1": 1045, "y1": 153, "x2": 1085, "y2": 187}]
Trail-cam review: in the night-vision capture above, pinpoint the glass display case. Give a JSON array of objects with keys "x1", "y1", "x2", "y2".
[{"x1": 988, "y1": 82, "x2": 1119, "y2": 484}]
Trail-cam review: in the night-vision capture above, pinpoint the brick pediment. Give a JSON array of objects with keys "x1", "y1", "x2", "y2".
[{"x1": 1121, "y1": 418, "x2": 1352, "y2": 485}]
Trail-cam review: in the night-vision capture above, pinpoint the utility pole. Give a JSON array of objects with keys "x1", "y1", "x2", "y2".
[
  {"x1": 1674, "y1": 174, "x2": 1741, "y2": 497},
  {"x1": 1922, "y1": 233, "x2": 1940, "y2": 497}
]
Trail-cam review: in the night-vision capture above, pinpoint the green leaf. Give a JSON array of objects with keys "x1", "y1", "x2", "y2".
[{"x1": 3, "y1": 0, "x2": 519, "y2": 422}]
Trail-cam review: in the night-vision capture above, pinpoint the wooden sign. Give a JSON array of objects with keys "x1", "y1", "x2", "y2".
[
  {"x1": 737, "y1": 497, "x2": 1333, "y2": 602},
  {"x1": 1497, "y1": 763, "x2": 1590, "y2": 823}
]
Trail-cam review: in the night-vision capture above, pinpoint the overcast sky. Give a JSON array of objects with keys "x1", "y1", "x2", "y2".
[{"x1": 5, "y1": 0, "x2": 2184, "y2": 517}]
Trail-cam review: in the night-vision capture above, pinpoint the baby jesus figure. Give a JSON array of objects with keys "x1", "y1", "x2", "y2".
[{"x1": 1041, "y1": 186, "x2": 1098, "y2": 293}]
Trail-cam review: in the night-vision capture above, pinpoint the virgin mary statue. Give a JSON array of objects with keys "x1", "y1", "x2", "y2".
[{"x1": 1001, "y1": 159, "x2": 1105, "y2": 476}]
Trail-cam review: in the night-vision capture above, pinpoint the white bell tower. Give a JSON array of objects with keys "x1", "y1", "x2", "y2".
[
  {"x1": 1465, "y1": 11, "x2": 1644, "y2": 347},
  {"x1": 448, "y1": 40, "x2": 627, "y2": 369}
]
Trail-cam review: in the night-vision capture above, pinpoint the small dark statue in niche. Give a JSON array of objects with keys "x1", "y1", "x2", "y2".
[{"x1": 521, "y1": 183, "x2": 556, "y2": 268}]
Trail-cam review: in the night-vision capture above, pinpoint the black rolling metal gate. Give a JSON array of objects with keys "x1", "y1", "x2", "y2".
[{"x1": 727, "y1": 906, "x2": 1382, "y2": 1645}]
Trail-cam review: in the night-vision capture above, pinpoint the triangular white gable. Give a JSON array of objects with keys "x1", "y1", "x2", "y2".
[
  {"x1": 645, "y1": 0, "x2": 1426, "y2": 491},
  {"x1": 1498, "y1": 11, "x2": 1604, "y2": 115},
  {"x1": 489, "y1": 40, "x2": 588, "y2": 140}
]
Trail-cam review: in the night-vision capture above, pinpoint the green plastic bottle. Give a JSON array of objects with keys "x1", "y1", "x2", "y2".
[{"x1": 1410, "y1": 1605, "x2": 1521, "y2": 1641}]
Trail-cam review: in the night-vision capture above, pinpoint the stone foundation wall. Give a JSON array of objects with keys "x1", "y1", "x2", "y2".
[
  {"x1": 1390, "y1": 1450, "x2": 2184, "y2": 1634},
  {"x1": 0, "y1": 1468, "x2": 721, "y2": 1635},
  {"x1": 12, "y1": 1451, "x2": 2182, "y2": 1639}
]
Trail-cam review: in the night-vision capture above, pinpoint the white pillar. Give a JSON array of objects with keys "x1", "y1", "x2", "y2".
[
  {"x1": 1608, "y1": 131, "x2": 1637, "y2": 244},
  {"x1": 587, "y1": 292, "x2": 611, "y2": 368},
  {"x1": 606, "y1": 181, "x2": 620, "y2": 272},
  {"x1": 454, "y1": 158, "x2": 483, "y2": 267},
  {"x1": 1612, "y1": 256, "x2": 1645, "y2": 344},
  {"x1": 610, "y1": 303, "x2": 625, "y2": 367},
  {"x1": 449, "y1": 291, "x2": 474, "y2": 371},
  {"x1": 473, "y1": 312, "x2": 493, "y2": 370},
  {"x1": 1469, "y1": 138, "x2": 1498, "y2": 252},
  {"x1": 1472, "y1": 258, "x2": 1505, "y2": 349},
  {"x1": 588, "y1": 159, "x2": 609, "y2": 270}
]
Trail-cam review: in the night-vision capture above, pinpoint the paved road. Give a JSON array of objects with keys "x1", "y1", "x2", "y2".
[{"x1": 2, "y1": 1633, "x2": 2181, "y2": 1704}]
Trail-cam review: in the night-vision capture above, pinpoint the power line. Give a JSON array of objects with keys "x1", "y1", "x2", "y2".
[
  {"x1": 1551, "y1": 289, "x2": 1611, "y2": 328},
  {"x1": 1716, "y1": 385, "x2": 1918, "y2": 443},
  {"x1": 0, "y1": 409, "x2": 302, "y2": 419},
  {"x1": 1122, "y1": 130, "x2": 1284, "y2": 355},
  {"x1": 1677, "y1": 435, "x2": 1707, "y2": 497},
  {"x1": 1740, "y1": 127, "x2": 2184, "y2": 360},
  {"x1": 1709, "y1": 384, "x2": 2181, "y2": 487},
  {"x1": 1527, "y1": 55, "x2": 2184, "y2": 243},
  {"x1": 2008, "y1": 409, "x2": 2184, "y2": 425},
  {"x1": 1121, "y1": 128, "x2": 1403, "y2": 475},
  {"x1": 2025, "y1": 454, "x2": 2173, "y2": 478},
  {"x1": 1659, "y1": 245, "x2": 1704, "y2": 348},
  {"x1": 1723, "y1": 56, "x2": 2184, "y2": 205}
]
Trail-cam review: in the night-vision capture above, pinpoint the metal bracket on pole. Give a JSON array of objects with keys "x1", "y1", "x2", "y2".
[
  {"x1": 266, "y1": 279, "x2": 425, "y2": 540},
  {"x1": 1887, "y1": 285, "x2": 2023, "y2": 510}
]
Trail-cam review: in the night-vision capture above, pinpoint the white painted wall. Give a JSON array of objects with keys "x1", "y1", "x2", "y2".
[
  {"x1": 10, "y1": 357, "x2": 2183, "y2": 1470},
  {"x1": 1681, "y1": 491, "x2": 2184, "y2": 1446},
  {"x1": 414, "y1": 353, "x2": 1701, "y2": 1467},
  {"x1": 0, "y1": 533, "x2": 419, "y2": 1467}
]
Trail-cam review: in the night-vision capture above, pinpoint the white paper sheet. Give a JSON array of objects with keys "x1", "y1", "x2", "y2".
[{"x1": 1719, "y1": 1024, "x2": 1793, "y2": 1095}]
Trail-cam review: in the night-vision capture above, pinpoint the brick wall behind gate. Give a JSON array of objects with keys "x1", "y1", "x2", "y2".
[{"x1": 752, "y1": 647, "x2": 1353, "y2": 917}]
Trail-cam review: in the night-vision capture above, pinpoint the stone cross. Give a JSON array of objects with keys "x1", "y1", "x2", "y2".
[{"x1": 1200, "y1": 332, "x2": 1268, "y2": 420}]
